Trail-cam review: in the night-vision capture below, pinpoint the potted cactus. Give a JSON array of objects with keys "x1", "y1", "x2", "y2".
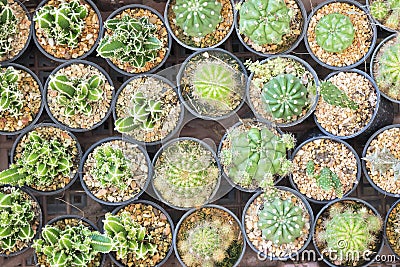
[
  {"x1": 313, "y1": 198, "x2": 383, "y2": 267},
  {"x1": 103, "y1": 200, "x2": 174, "y2": 267},
  {"x1": 0, "y1": 123, "x2": 81, "y2": 195},
  {"x1": 174, "y1": 205, "x2": 245, "y2": 267},
  {"x1": 44, "y1": 60, "x2": 114, "y2": 132},
  {"x1": 0, "y1": 186, "x2": 42, "y2": 257},
  {"x1": 384, "y1": 199, "x2": 400, "y2": 260},
  {"x1": 246, "y1": 55, "x2": 318, "y2": 127},
  {"x1": 32, "y1": 215, "x2": 112, "y2": 267},
  {"x1": 165, "y1": 0, "x2": 234, "y2": 50},
  {"x1": 97, "y1": 4, "x2": 171, "y2": 76},
  {"x1": 0, "y1": 64, "x2": 43, "y2": 135},
  {"x1": 113, "y1": 74, "x2": 183, "y2": 145},
  {"x1": 305, "y1": 0, "x2": 376, "y2": 70},
  {"x1": 80, "y1": 137, "x2": 151, "y2": 206},
  {"x1": 218, "y1": 119, "x2": 295, "y2": 191},
  {"x1": 152, "y1": 137, "x2": 221, "y2": 210},
  {"x1": 235, "y1": 0, "x2": 307, "y2": 56},
  {"x1": 368, "y1": 0, "x2": 400, "y2": 31}
]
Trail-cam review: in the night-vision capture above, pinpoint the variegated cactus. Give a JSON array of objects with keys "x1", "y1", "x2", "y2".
[
  {"x1": 0, "y1": 66, "x2": 24, "y2": 117},
  {"x1": 306, "y1": 160, "x2": 343, "y2": 198},
  {"x1": 320, "y1": 81, "x2": 358, "y2": 110},
  {"x1": 0, "y1": 0, "x2": 18, "y2": 57}
]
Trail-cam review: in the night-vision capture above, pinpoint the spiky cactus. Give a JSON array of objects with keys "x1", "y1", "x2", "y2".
[
  {"x1": 48, "y1": 73, "x2": 104, "y2": 117},
  {"x1": 363, "y1": 146, "x2": 400, "y2": 181},
  {"x1": 0, "y1": 66, "x2": 24, "y2": 118},
  {"x1": 34, "y1": 0, "x2": 88, "y2": 48},
  {"x1": 306, "y1": 160, "x2": 343, "y2": 198},
  {"x1": 0, "y1": 0, "x2": 18, "y2": 57},
  {"x1": 320, "y1": 81, "x2": 358, "y2": 110},
  {"x1": 97, "y1": 15, "x2": 162, "y2": 69},
  {"x1": 370, "y1": 0, "x2": 400, "y2": 30},
  {"x1": 173, "y1": 0, "x2": 223, "y2": 37},
  {"x1": 315, "y1": 13, "x2": 355, "y2": 53},
  {"x1": 261, "y1": 73, "x2": 308, "y2": 120},
  {"x1": 370, "y1": 1, "x2": 389, "y2": 20}
]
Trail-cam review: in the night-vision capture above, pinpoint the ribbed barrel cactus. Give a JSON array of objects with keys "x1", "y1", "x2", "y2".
[
  {"x1": 320, "y1": 81, "x2": 358, "y2": 110},
  {"x1": 239, "y1": 0, "x2": 293, "y2": 45},
  {"x1": 261, "y1": 74, "x2": 308, "y2": 120},
  {"x1": 0, "y1": 0, "x2": 18, "y2": 56},
  {"x1": 0, "y1": 66, "x2": 24, "y2": 118},
  {"x1": 370, "y1": 0, "x2": 400, "y2": 29},
  {"x1": 173, "y1": 0, "x2": 223, "y2": 37},
  {"x1": 315, "y1": 13, "x2": 355, "y2": 53}
]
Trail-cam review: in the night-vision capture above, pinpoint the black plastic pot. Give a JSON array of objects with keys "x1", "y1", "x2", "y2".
[
  {"x1": 174, "y1": 204, "x2": 246, "y2": 267},
  {"x1": 242, "y1": 186, "x2": 314, "y2": 261},
  {"x1": 314, "y1": 69, "x2": 393, "y2": 140},
  {"x1": 383, "y1": 198, "x2": 400, "y2": 261},
  {"x1": 289, "y1": 135, "x2": 361, "y2": 204},
  {"x1": 111, "y1": 73, "x2": 185, "y2": 146},
  {"x1": 246, "y1": 54, "x2": 320, "y2": 128},
  {"x1": 79, "y1": 136, "x2": 152, "y2": 207},
  {"x1": 304, "y1": 0, "x2": 377, "y2": 71},
  {"x1": 312, "y1": 197, "x2": 384, "y2": 267},
  {"x1": 100, "y1": 4, "x2": 172, "y2": 76},
  {"x1": 0, "y1": 185, "x2": 43, "y2": 257},
  {"x1": 32, "y1": 0, "x2": 102, "y2": 62},
  {"x1": 366, "y1": 0, "x2": 398, "y2": 33},
  {"x1": 362, "y1": 124, "x2": 400, "y2": 198},
  {"x1": 43, "y1": 59, "x2": 114, "y2": 132},
  {"x1": 107, "y1": 200, "x2": 175, "y2": 267},
  {"x1": 164, "y1": 0, "x2": 235, "y2": 51},
  {"x1": 234, "y1": 0, "x2": 307, "y2": 57},
  {"x1": 10, "y1": 122, "x2": 82, "y2": 196},
  {"x1": 0, "y1": 63, "x2": 44, "y2": 136}
]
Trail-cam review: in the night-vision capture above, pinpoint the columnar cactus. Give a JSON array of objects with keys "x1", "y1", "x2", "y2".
[
  {"x1": 370, "y1": 0, "x2": 400, "y2": 29},
  {"x1": 306, "y1": 160, "x2": 343, "y2": 197},
  {"x1": 258, "y1": 197, "x2": 305, "y2": 245},
  {"x1": 48, "y1": 73, "x2": 104, "y2": 117},
  {"x1": 97, "y1": 15, "x2": 162, "y2": 68},
  {"x1": 34, "y1": 0, "x2": 88, "y2": 48},
  {"x1": 320, "y1": 81, "x2": 358, "y2": 110},
  {"x1": 114, "y1": 92, "x2": 162, "y2": 133},
  {"x1": 172, "y1": 0, "x2": 223, "y2": 37},
  {"x1": 261, "y1": 74, "x2": 308, "y2": 120},
  {"x1": 239, "y1": 0, "x2": 293, "y2": 45},
  {"x1": 315, "y1": 13, "x2": 355, "y2": 53},
  {"x1": 0, "y1": 66, "x2": 24, "y2": 117},
  {"x1": 363, "y1": 146, "x2": 400, "y2": 181},
  {"x1": 0, "y1": 0, "x2": 18, "y2": 56}
]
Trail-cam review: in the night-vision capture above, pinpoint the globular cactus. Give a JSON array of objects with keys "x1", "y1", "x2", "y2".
[
  {"x1": 370, "y1": 0, "x2": 400, "y2": 30},
  {"x1": 363, "y1": 146, "x2": 400, "y2": 181},
  {"x1": 320, "y1": 81, "x2": 358, "y2": 110},
  {"x1": 239, "y1": 0, "x2": 293, "y2": 45},
  {"x1": 0, "y1": 0, "x2": 18, "y2": 56},
  {"x1": 258, "y1": 197, "x2": 305, "y2": 245},
  {"x1": 0, "y1": 66, "x2": 24, "y2": 118},
  {"x1": 34, "y1": 0, "x2": 88, "y2": 48},
  {"x1": 315, "y1": 13, "x2": 355, "y2": 53},
  {"x1": 173, "y1": 0, "x2": 223, "y2": 37},
  {"x1": 97, "y1": 15, "x2": 162, "y2": 69},
  {"x1": 48, "y1": 73, "x2": 104, "y2": 117},
  {"x1": 114, "y1": 92, "x2": 162, "y2": 133},
  {"x1": 306, "y1": 160, "x2": 343, "y2": 198},
  {"x1": 370, "y1": 1, "x2": 389, "y2": 20},
  {"x1": 261, "y1": 73, "x2": 308, "y2": 120}
]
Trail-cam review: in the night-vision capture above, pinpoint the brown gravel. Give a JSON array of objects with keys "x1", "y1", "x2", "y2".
[{"x1": 386, "y1": 202, "x2": 400, "y2": 256}]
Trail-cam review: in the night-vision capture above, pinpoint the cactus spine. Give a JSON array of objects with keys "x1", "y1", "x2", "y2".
[
  {"x1": 306, "y1": 160, "x2": 343, "y2": 198},
  {"x1": 320, "y1": 81, "x2": 358, "y2": 110},
  {"x1": 370, "y1": 0, "x2": 400, "y2": 30},
  {"x1": 0, "y1": 66, "x2": 24, "y2": 118},
  {"x1": 363, "y1": 146, "x2": 400, "y2": 181},
  {"x1": 0, "y1": 0, "x2": 18, "y2": 57}
]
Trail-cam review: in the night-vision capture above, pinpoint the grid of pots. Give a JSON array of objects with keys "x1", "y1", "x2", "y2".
[{"x1": 1, "y1": 0, "x2": 400, "y2": 266}]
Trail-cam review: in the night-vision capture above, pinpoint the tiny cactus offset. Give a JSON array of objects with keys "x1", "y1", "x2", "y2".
[
  {"x1": 320, "y1": 81, "x2": 358, "y2": 110},
  {"x1": 0, "y1": 0, "x2": 17, "y2": 57},
  {"x1": 306, "y1": 160, "x2": 343, "y2": 198},
  {"x1": 0, "y1": 66, "x2": 24, "y2": 118}
]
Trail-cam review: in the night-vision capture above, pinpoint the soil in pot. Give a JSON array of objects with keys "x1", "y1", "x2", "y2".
[
  {"x1": 369, "y1": 0, "x2": 400, "y2": 31},
  {"x1": 0, "y1": 66, "x2": 42, "y2": 133},
  {"x1": 385, "y1": 201, "x2": 400, "y2": 257},
  {"x1": 176, "y1": 206, "x2": 244, "y2": 267}
]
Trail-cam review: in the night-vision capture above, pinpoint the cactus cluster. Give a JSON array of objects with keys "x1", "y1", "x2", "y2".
[
  {"x1": 0, "y1": 66, "x2": 24, "y2": 118},
  {"x1": 34, "y1": 0, "x2": 88, "y2": 48},
  {"x1": 0, "y1": 0, "x2": 18, "y2": 57},
  {"x1": 370, "y1": 0, "x2": 400, "y2": 30},
  {"x1": 306, "y1": 160, "x2": 343, "y2": 198},
  {"x1": 48, "y1": 73, "x2": 104, "y2": 117},
  {"x1": 115, "y1": 92, "x2": 162, "y2": 133},
  {"x1": 363, "y1": 146, "x2": 400, "y2": 181},
  {"x1": 173, "y1": 0, "x2": 223, "y2": 37},
  {"x1": 320, "y1": 81, "x2": 358, "y2": 110},
  {"x1": 239, "y1": 0, "x2": 293, "y2": 45},
  {"x1": 103, "y1": 211, "x2": 158, "y2": 261},
  {"x1": 315, "y1": 13, "x2": 355, "y2": 53},
  {"x1": 97, "y1": 15, "x2": 162, "y2": 69}
]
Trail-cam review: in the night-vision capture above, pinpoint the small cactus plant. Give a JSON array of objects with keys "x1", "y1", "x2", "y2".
[
  {"x1": 370, "y1": 1, "x2": 389, "y2": 20},
  {"x1": 0, "y1": 0, "x2": 18, "y2": 57},
  {"x1": 320, "y1": 81, "x2": 358, "y2": 110},
  {"x1": 315, "y1": 13, "x2": 355, "y2": 53},
  {"x1": 306, "y1": 160, "x2": 343, "y2": 198},
  {"x1": 172, "y1": 0, "x2": 223, "y2": 37},
  {"x1": 370, "y1": 0, "x2": 400, "y2": 30},
  {"x1": 0, "y1": 66, "x2": 24, "y2": 118},
  {"x1": 239, "y1": 0, "x2": 293, "y2": 45},
  {"x1": 363, "y1": 146, "x2": 400, "y2": 181}
]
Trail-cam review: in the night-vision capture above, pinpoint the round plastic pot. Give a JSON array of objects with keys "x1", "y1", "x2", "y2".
[
  {"x1": 383, "y1": 198, "x2": 400, "y2": 261},
  {"x1": 246, "y1": 54, "x2": 320, "y2": 128},
  {"x1": 312, "y1": 197, "x2": 384, "y2": 267},
  {"x1": 234, "y1": 0, "x2": 307, "y2": 57},
  {"x1": 242, "y1": 186, "x2": 314, "y2": 261},
  {"x1": 79, "y1": 136, "x2": 152, "y2": 207},
  {"x1": 314, "y1": 69, "x2": 393, "y2": 140},
  {"x1": 289, "y1": 135, "x2": 361, "y2": 205},
  {"x1": 366, "y1": 0, "x2": 398, "y2": 33},
  {"x1": 0, "y1": 63, "x2": 44, "y2": 136},
  {"x1": 304, "y1": 0, "x2": 377, "y2": 71},
  {"x1": 111, "y1": 73, "x2": 185, "y2": 146},
  {"x1": 0, "y1": 185, "x2": 43, "y2": 257},
  {"x1": 32, "y1": 0, "x2": 102, "y2": 63},
  {"x1": 43, "y1": 59, "x2": 114, "y2": 132},
  {"x1": 10, "y1": 122, "x2": 82, "y2": 196},
  {"x1": 177, "y1": 48, "x2": 248, "y2": 121},
  {"x1": 107, "y1": 200, "x2": 175, "y2": 267},
  {"x1": 174, "y1": 204, "x2": 246, "y2": 267},
  {"x1": 362, "y1": 124, "x2": 400, "y2": 198},
  {"x1": 151, "y1": 136, "x2": 222, "y2": 211},
  {"x1": 164, "y1": 0, "x2": 235, "y2": 51},
  {"x1": 100, "y1": 4, "x2": 172, "y2": 76}
]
